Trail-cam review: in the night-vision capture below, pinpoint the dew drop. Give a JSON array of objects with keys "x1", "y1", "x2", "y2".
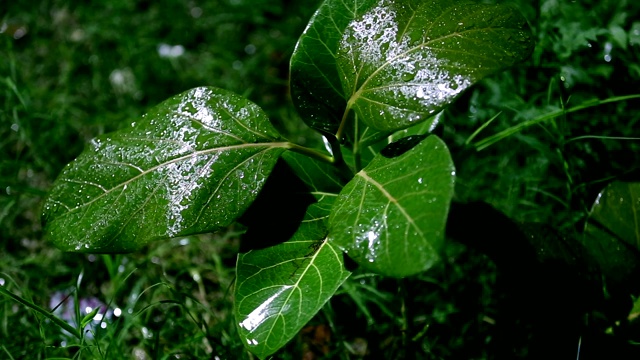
[
  {"x1": 401, "y1": 72, "x2": 416, "y2": 82},
  {"x1": 603, "y1": 42, "x2": 613, "y2": 62}
]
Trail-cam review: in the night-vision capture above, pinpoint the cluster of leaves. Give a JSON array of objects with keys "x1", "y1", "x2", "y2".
[
  {"x1": 1, "y1": 0, "x2": 316, "y2": 357},
  {"x1": 37, "y1": 0, "x2": 537, "y2": 357},
  {"x1": 3, "y1": 0, "x2": 640, "y2": 358}
]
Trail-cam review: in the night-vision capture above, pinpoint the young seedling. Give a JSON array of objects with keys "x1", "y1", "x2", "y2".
[{"x1": 42, "y1": 0, "x2": 534, "y2": 357}]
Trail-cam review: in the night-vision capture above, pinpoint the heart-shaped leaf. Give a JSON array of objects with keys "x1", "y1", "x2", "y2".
[
  {"x1": 43, "y1": 87, "x2": 290, "y2": 253},
  {"x1": 582, "y1": 181, "x2": 640, "y2": 293},
  {"x1": 328, "y1": 135, "x2": 455, "y2": 277},
  {"x1": 291, "y1": 0, "x2": 533, "y2": 137},
  {"x1": 235, "y1": 197, "x2": 350, "y2": 359}
]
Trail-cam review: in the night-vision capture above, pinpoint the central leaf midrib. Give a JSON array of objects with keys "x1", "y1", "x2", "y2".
[
  {"x1": 63, "y1": 141, "x2": 291, "y2": 213},
  {"x1": 358, "y1": 170, "x2": 426, "y2": 240}
]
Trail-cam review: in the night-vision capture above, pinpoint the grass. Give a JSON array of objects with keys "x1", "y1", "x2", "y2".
[{"x1": 2, "y1": 0, "x2": 640, "y2": 358}]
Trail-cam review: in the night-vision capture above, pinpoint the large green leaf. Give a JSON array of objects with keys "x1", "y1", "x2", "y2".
[
  {"x1": 235, "y1": 197, "x2": 349, "y2": 359},
  {"x1": 291, "y1": 0, "x2": 533, "y2": 136},
  {"x1": 582, "y1": 181, "x2": 640, "y2": 293},
  {"x1": 290, "y1": 0, "x2": 376, "y2": 134},
  {"x1": 338, "y1": 0, "x2": 533, "y2": 132},
  {"x1": 43, "y1": 87, "x2": 290, "y2": 252},
  {"x1": 328, "y1": 135, "x2": 455, "y2": 277}
]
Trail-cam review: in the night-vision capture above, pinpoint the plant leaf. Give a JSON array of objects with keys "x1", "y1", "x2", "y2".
[
  {"x1": 43, "y1": 87, "x2": 290, "y2": 253},
  {"x1": 81, "y1": 306, "x2": 101, "y2": 329},
  {"x1": 339, "y1": 0, "x2": 533, "y2": 132},
  {"x1": 235, "y1": 197, "x2": 350, "y2": 359},
  {"x1": 328, "y1": 135, "x2": 455, "y2": 277},
  {"x1": 290, "y1": 0, "x2": 377, "y2": 135},
  {"x1": 291, "y1": 0, "x2": 533, "y2": 136},
  {"x1": 582, "y1": 181, "x2": 640, "y2": 293}
]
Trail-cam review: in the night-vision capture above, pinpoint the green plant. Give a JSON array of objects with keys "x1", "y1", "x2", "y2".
[{"x1": 34, "y1": 0, "x2": 640, "y2": 358}]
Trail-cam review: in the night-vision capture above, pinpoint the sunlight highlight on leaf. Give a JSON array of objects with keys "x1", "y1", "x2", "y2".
[
  {"x1": 291, "y1": 0, "x2": 533, "y2": 138},
  {"x1": 43, "y1": 87, "x2": 289, "y2": 253},
  {"x1": 235, "y1": 198, "x2": 350, "y2": 359},
  {"x1": 338, "y1": 0, "x2": 533, "y2": 133},
  {"x1": 328, "y1": 135, "x2": 455, "y2": 277}
]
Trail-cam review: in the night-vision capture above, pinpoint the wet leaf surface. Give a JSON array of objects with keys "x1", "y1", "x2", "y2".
[
  {"x1": 328, "y1": 135, "x2": 455, "y2": 277},
  {"x1": 291, "y1": 0, "x2": 376, "y2": 135},
  {"x1": 235, "y1": 197, "x2": 350, "y2": 359},
  {"x1": 291, "y1": 0, "x2": 533, "y2": 136},
  {"x1": 43, "y1": 87, "x2": 289, "y2": 252},
  {"x1": 582, "y1": 181, "x2": 640, "y2": 293},
  {"x1": 339, "y1": 0, "x2": 533, "y2": 132}
]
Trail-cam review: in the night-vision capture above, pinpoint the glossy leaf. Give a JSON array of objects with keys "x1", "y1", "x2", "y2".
[
  {"x1": 339, "y1": 0, "x2": 533, "y2": 132},
  {"x1": 328, "y1": 135, "x2": 455, "y2": 277},
  {"x1": 43, "y1": 87, "x2": 290, "y2": 253},
  {"x1": 291, "y1": 0, "x2": 377, "y2": 134},
  {"x1": 291, "y1": 0, "x2": 533, "y2": 136},
  {"x1": 235, "y1": 197, "x2": 349, "y2": 359},
  {"x1": 388, "y1": 111, "x2": 445, "y2": 141},
  {"x1": 582, "y1": 182, "x2": 640, "y2": 292}
]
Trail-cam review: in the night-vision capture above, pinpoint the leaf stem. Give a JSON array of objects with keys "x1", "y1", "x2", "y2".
[
  {"x1": 335, "y1": 106, "x2": 352, "y2": 142},
  {"x1": 287, "y1": 140, "x2": 354, "y2": 178},
  {"x1": 286, "y1": 143, "x2": 334, "y2": 165}
]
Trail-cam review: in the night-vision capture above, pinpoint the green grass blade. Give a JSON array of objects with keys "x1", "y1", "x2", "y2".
[
  {"x1": 0, "y1": 286, "x2": 82, "y2": 339},
  {"x1": 566, "y1": 135, "x2": 640, "y2": 143},
  {"x1": 474, "y1": 94, "x2": 640, "y2": 150},
  {"x1": 465, "y1": 111, "x2": 502, "y2": 146}
]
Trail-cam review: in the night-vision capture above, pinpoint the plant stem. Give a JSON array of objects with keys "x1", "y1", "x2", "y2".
[
  {"x1": 400, "y1": 279, "x2": 410, "y2": 349},
  {"x1": 326, "y1": 134, "x2": 355, "y2": 175},
  {"x1": 353, "y1": 144, "x2": 362, "y2": 173},
  {"x1": 335, "y1": 106, "x2": 352, "y2": 142},
  {"x1": 566, "y1": 135, "x2": 640, "y2": 143},
  {"x1": 286, "y1": 143, "x2": 334, "y2": 164},
  {"x1": 287, "y1": 140, "x2": 354, "y2": 178}
]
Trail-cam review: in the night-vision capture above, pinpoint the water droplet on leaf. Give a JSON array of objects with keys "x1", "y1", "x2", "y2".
[{"x1": 401, "y1": 72, "x2": 415, "y2": 82}]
